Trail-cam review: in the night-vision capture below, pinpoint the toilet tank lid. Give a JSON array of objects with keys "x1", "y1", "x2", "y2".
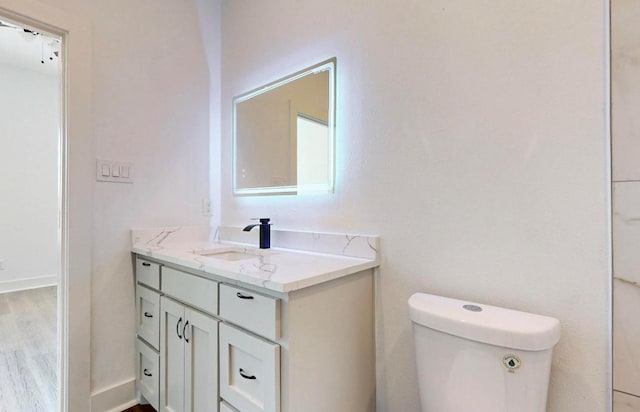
[{"x1": 408, "y1": 293, "x2": 561, "y2": 351}]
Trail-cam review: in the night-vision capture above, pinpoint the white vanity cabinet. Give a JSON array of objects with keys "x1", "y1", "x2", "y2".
[
  {"x1": 217, "y1": 284, "x2": 281, "y2": 411},
  {"x1": 159, "y1": 296, "x2": 219, "y2": 412},
  {"x1": 135, "y1": 258, "x2": 220, "y2": 412},
  {"x1": 135, "y1": 258, "x2": 162, "y2": 410},
  {"x1": 135, "y1": 255, "x2": 375, "y2": 412},
  {"x1": 217, "y1": 276, "x2": 375, "y2": 412}
]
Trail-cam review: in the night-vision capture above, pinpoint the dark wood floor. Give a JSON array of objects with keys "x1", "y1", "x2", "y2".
[{"x1": 122, "y1": 404, "x2": 156, "y2": 412}]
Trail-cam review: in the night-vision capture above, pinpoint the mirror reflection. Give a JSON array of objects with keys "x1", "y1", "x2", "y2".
[{"x1": 233, "y1": 59, "x2": 335, "y2": 195}]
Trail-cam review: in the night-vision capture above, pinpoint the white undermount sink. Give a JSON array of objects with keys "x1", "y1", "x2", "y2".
[{"x1": 196, "y1": 246, "x2": 269, "y2": 262}]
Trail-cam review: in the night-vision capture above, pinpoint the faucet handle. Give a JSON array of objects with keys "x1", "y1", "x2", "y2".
[{"x1": 250, "y1": 217, "x2": 271, "y2": 224}]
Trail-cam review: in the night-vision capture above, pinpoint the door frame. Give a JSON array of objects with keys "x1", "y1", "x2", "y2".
[{"x1": 0, "y1": 2, "x2": 92, "y2": 411}]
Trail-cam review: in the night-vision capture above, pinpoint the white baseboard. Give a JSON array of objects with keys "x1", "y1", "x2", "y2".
[
  {"x1": 90, "y1": 377, "x2": 136, "y2": 412},
  {"x1": 0, "y1": 274, "x2": 57, "y2": 294},
  {"x1": 105, "y1": 399, "x2": 138, "y2": 412}
]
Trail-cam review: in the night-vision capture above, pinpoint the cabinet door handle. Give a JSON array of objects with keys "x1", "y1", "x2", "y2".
[
  {"x1": 239, "y1": 368, "x2": 256, "y2": 380},
  {"x1": 176, "y1": 317, "x2": 183, "y2": 339},
  {"x1": 183, "y1": 320, "x2": 190, "y2": 343},
  {"x1": 142, "y1": 262, "x2": 151, "y2": 267},
  {"x1": 143, "y1": 312, "x2": 153, "y2": 318},
  {"x1": 143, "y1": 369, "x2": 152, "y2": 377},
  {"x1": 236, "y1": 292, "x2": 254, "y2": 300}
]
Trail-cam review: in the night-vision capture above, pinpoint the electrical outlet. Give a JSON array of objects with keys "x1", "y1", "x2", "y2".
[
  {"x1": 202, "y1": 198, "x2": 212, "y2": 216},
  {"x1": 0, "y1": 260, "x2": 5, "y2": 270}
]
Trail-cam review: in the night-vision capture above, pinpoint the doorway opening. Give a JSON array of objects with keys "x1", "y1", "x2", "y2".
[{"x1": 0, "y1": 17, "x2": 62, "y2": 411}]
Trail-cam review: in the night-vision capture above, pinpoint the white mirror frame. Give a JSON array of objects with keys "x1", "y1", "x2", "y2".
[{"x1": 232, "y1": 58, "x2": 336, "y2": 196}]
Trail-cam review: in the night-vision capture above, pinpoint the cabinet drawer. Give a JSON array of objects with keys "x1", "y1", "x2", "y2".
[
  {"x1": 136, "y1": 338, "x2": 159, "y2": 411},
  {"x1": 162, "y1": 267, "x2": 218, "y2": 316},
  {"x1": 136, "y1": 258, "x2": 160, "y2": 290},
  {"x1": 220, "y1": 323, "x2": 280, "y2": 412},
  {"x1": 219, "y1": 284, "x2": 280, "y2": 341},
  {"x1": 220, "y1": 400, "x2": 239, "y2": 412},
  {"x1": 136, "y1": 285, "x2": 160, "y2": 350}
]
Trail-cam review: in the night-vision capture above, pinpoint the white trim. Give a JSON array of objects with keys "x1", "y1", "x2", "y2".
[
  {"x1": 232, "y1": 58, "x2": 336, "y2": 196},
  {"x1": 604, "y1": 0, "x2": 613, "y2": 409},
  {"x1": 0, "y1": 274, "x2": 57, "y2": 294},
  {"x1": 90, "y1": 378, "x2": 137, "y2": 412},
  {"x1": 106, "y1": 400, "x2": 138, "y2": 412},
  {"x1": 0, "y1": 2, "x2": 92, "y2": 411}
]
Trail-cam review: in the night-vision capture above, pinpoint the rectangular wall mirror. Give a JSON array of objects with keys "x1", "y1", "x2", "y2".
[{"x1": 233, "y1": 58, "x2": 336, "y2": 196}]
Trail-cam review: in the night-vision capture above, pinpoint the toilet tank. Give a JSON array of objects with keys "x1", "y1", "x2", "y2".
[{"x1": 408, "y1": 293, "x2": 561, "y2": 412}]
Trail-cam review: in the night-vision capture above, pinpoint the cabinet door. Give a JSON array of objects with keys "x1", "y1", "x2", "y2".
[
  {"x1": 136, "y1": 338, "x2": 159, "y2": 411},
  {"x1": 220, "y1": 401, "x2": 239, "y2": 412},
  {"x1": 137, "y1": 258, "x2": 161, "y2": 289},
  {"x1": 219, "y1": 323, "x2": 280, "y2": 412},
  {"x1": 160, "y1": 297, "x2": 186, "y2": 412},
  {"x1": 136, "y1": 285, "x2": 161, "y2": 350},
  {"x1": 184, "y1": 308, "x2": 219, "y2": 412},
  {"x1": 219, "y1": 285, "x2": 280, "y2": 341},
  {"x1": 162, "y1": 267, "x2": 219, "y2": 316}
]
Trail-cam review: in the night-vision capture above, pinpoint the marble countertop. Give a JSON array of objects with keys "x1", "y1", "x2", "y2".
[{"x1": 132, "y1": 236, "x2": 379, "y2": 293}]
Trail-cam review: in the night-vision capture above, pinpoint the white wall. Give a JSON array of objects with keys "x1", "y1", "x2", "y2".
[
  {"x1": 30, "y1": 0, "x2": 214, "y2": 406},
  {"x1": 220, "y1": 1, "x2": 610, "y2": 411},
  {"x1": 611, "y1": 0, "x2": 640, "y2": 408},
  {"x1": 0, "y1": 62, "x2": 59, "y2": 292},
  {"x1": 195, "y1": 0, "x2": 222, "y2": 231}
]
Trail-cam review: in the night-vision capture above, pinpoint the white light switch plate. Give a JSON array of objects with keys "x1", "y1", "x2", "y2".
[{"x1": 96, "y1": 159, "x2": 133, "y2": 183}]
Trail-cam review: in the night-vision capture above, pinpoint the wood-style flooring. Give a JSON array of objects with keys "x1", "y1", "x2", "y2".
[{"x1": 0, "y1": 287, "x2": 57, "y2": 412}]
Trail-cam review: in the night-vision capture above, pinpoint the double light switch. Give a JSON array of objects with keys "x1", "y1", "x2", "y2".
[{"x1": 97, "y1": 159, "x2": 133, "y2": 183}]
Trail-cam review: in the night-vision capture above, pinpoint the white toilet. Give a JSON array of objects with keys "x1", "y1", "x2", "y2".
[{"x1": 409, "y1": 293, "x2": 561, "y2": 412}]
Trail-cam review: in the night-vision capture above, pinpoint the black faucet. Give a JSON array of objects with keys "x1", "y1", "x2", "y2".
[{"x1": 243, "y1": 218, "x2": 271, "y2": 249}]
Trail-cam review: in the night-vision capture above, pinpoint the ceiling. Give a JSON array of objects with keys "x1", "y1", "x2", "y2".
[{"x1": 0, "y1": 21, "x2": 61, "y2": 76}]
